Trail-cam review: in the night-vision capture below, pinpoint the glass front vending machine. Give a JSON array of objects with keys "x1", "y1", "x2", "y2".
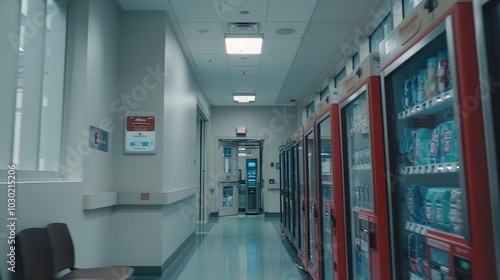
[
  {"x1": 304, "y1": 116, "x2": 320, "y2": 280},
  {"x1": 314, "y1": 99, "x2": 346, "y2": 280},
  {"x1": 473, "y1": 0, "x2": 500, "y2": 277},
  {"x1": 379, "y1": 1, "x2": 497, "y2": 279},
  {"x1": 339, "y1": 53, "x2": 390, "y2": 280}
]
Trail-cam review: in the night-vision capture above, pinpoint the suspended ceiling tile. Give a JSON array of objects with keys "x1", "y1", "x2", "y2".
[
  {"x1": 259, "y1": 65, "x2": 291, "y2": 76},
  {"x1": 262, "y1": 39, "x2": 301, "y2": 54},
  {"x1": 258, "y1": 74, "x2": 287, "y2": 84},
  {"x1": 219, "y1": 0, "x2": 268, "y2": 23},
  {"x1": 257, "y1": 83, "x2": 283, "y2": 91},
  {"x1": 229, "y1": 66, "x2": 259, "y2": 76},
  {"x1": 264, "y1": 22, "x2": 307, "y2": 39},
  {"x1": 312, "y1": 0, "x2": 371, "y2": 22},
  {"x1": 232, "y1": 83, "x2": 257, "y2": 92},
  {"x1": 192, "y1": 54, "x2": 228, "y2": 70},
  {"x1": 231, "y1": 75, "x2": 259, "y2": 84},
  {"x1": 260, "y1": 54, "x2": 295, "y2": 66},
  {"x1": 185, "y1": 38, "x2": 226, "y2": 54},
  {"x1": 178, "y1": 22, "x2": 224, "y2": 39},
  {"x1": 227, "y1": 54, "x2": 260, "y2": 66},
  {"x1": 169, "y1": 0, "x2": 222, "y2": 22},
  {"x1": 267, "y1": 0, "x2": 317, "y2": 22}
]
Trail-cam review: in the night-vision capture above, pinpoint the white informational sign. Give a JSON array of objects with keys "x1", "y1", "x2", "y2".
[{"x1": 124, "y1": 112, "x2": 156, "y2": 154}]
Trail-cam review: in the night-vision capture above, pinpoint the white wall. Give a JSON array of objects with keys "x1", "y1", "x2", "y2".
[
  {"x1": 110, "y1": 9, "x2": 207, "y2": 270},
  {"x1": 0, "y1": 1, "x2": 210, "y2": 278},
  {"x1": 208, "y1": 106, "x2": 298, "y2": 214},
  {"x1": 0, "y1": 0, "x2": 19, "y2": 168},
  {"x1": 1, "y1": 1, "x2": 120, "y2": 279}
]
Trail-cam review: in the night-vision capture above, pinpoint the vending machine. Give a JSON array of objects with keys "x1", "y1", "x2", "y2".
[
  {"x1": 379, "y1": 1, "x2": 497, "y2": 279},
  {"x1": 288, "y1": 139, "x2": 297, "y2": 243},
  {"x1": 303, "y1": 116, "x2": 320, "y2": 280},
  {"x1": 246, "y1": 158, "x2": 259, "y2": 214},
  {"x1": 280, "y1": 144, "x2": 286, "y2": 232},
  {"x1": 294, "y1": 128, "x2": 305, "y2": 258},
  {"x1": 314, "y1": 100, "x2": 346, "y2": 280},
  {"x1": 473, "y1": 0, "x2": 500, "y2": 276},
  {"x1": 339, "y1": 53, "x2": 391, "y2": 280}
]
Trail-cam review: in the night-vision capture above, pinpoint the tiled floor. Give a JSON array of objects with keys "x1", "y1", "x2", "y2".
[{"x1": 171, "y1": 215, "x2": 310, "y2": 280}]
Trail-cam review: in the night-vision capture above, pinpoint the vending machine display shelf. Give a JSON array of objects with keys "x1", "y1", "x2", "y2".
[
  {"x1": 353, "y1": 164, "x2": 372, "y2": 171},
  {"x1": 409, "y1": 272, "x2": 425, "y2": 280},
  {"x1": 400, "y1": 162, "x2": 460, "y2": 174},
  {"x1": 350, "y1": 121, "x2": 369, "y2": 134},
  {"x1": 405, "y1": 221, "x2": 431, "y2": 236},
  {"x1": 397, "y1": 90, "x2": 454, "y2": 120}
]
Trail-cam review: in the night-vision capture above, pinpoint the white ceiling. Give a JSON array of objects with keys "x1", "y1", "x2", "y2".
[{"x1": 118, "y1": 0, "x2": 379, "y2": 107}]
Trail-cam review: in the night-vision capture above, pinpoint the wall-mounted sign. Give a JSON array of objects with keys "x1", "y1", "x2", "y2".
[
  {"x1": 89, "y1": 126, "x2": 109, "y2": 152},
  {"x1": 125, "y1": 112, "x2": 156, "y2": 154}
]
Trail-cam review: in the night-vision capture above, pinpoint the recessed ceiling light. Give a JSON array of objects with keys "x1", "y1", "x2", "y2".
[
  {"x1": 197, "y1": 29, "x2": 210, "y2": 34},
  {"x1": 240, "y1": 11, "x2": 250, "y2": 14},
  {"x1": 276, "y1": 28, "x2": 296, "y2": 35},
  {"x1": 233, "y1": 93, "x2": 256, "y2": 103},
  {"x1": 225, "y1": 37, "x2": 263, "y2": 54}
]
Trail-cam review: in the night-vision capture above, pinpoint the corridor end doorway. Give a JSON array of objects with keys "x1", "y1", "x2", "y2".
[{"x1": 217, "y1": 139, "x2": 264, "y2": 217}]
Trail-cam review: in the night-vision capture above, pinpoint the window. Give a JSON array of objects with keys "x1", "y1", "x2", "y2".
[
  {"x1": 334, "y1": 67, "x2": 346, "y2": 87},
  {"x1": 352, "y1": 52, "x2": 360, "y2": 68},
  {"x1": 370, "y1": 13, "x2": 393, "y2": 53},
  {"x1": 306, "y1": 102, "x2": 315, "y2": 118},
  {"x1": 10, "y1": 0, "x2": 67, "y2": 173},
  {"x1": 320, "y1": 86, "x2": 329, "y2": 102},
  {"x1": 403, "y1": 0, "x2": 423, "y2": 18}
]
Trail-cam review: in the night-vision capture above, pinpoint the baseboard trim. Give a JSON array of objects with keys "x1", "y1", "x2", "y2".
[
  {"x1": 264, "y1": 212, "x2": 280, "y2": 217},
  {"x1": 209, "y1": 212, "x2": 219, "y2": 218},
  {"x1": 132, "y1": 231, "x2": 196, "y2": 277},
  {"x1": 131, "y1": 266, "x2": 162, "y2": 276}
]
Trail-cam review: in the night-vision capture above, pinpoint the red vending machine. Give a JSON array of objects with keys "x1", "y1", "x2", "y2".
[
  {"x1": 339, "y1": 53, "x2": 391, "y2": 280},
  {"x1": 303, "y1": 115, "x2": 321, "y2": 280},
  {"x1": 379, "y1": 0, "x2": 497, "y2": 279},
  {"x1": 473, "y1": 0, "x2": 500, "y2": 277},
  {"x1": 279, "y1": 142, "x2": 290, "y2": 237},
  {"x1": 315, "y1": 100, "x2": 346, "y2": 280},
  {"x1": 294, "y1": 127, "x2": 306, "y2": 260}
]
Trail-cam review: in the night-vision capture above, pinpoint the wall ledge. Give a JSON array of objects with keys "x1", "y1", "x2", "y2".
[
  {"x1": 83, "y1": 186, "x2": 198, "y2": 210},
  {"x1": 83, "y1": 192, "x2": 118, "y2": 210},
  {"x1": 117, "y1": 186, "x2": 198, "y2": 206}
]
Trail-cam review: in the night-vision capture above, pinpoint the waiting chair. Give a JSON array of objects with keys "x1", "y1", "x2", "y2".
[
  {"x1": 46, "y1": 223, "x2": 134, "y2": 280},
  {"x1": 15, "y1": 228, "x2": 55, "y2": 280}
]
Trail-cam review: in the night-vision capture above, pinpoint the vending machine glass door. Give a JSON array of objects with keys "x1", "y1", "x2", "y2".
[
  {"x1": 478, "y1": 0, "x2": 500, "y2": 273},
  {"x1": 297, "y1": 141, "x2": 305, "y2": 253},
  {"x1": 318, "y1": 115, "x2": 334, "y2": 278},
  {"x1": 305, "y1": 131, "x2": 317, "y2": 269},
  {"x1": 341, "y1": 87, "x2": 375, "y2": 280},
  {"x1": 382, "y1": 22, "x2": 470, "y2": 280}
]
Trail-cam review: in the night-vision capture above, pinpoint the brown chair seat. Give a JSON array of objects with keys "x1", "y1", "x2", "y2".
[{"x1": 57, "y1": 266, "x2": 134, "y2": 279}]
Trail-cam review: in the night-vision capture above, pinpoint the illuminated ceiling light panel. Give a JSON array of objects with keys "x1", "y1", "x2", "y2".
[
  {"x1": 225, "y1": 38, "x2": 263, "y2": 54},
  {"x1": 233, "y1": 95, "x2": 256, "y2": 103}
]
